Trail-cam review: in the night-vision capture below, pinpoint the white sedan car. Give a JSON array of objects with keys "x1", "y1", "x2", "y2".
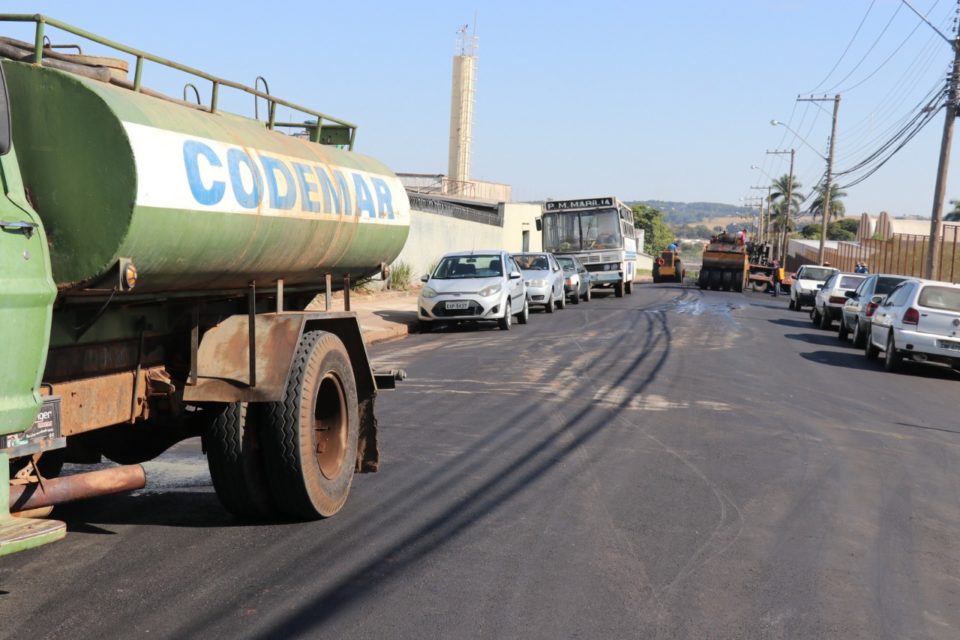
[
  {"x1": 866, "y1": 278, "x2": 960, "y2": 373},
  {"x1": 418, "y1": 250, "x2": 528, "y2": 331},
  {"x1": 513, "y1": 252, "x2": 566, "y2": 312}
]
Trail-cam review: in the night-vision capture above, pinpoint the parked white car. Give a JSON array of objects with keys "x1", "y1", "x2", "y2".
[
  {"x1": 418, "y1": 250, "x2": 528, "y2": 331},
  {"x1": 865, "y1": 278, "x2": 960, "y2": 373},
  {"x1": 789, "y1": 264, "x2": 838, "y2": 312},
  {"x1": 811, "y1": 272, "x2": 866, "y2": 330}
]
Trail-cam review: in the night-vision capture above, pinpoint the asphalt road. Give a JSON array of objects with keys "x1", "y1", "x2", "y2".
[{"x1": 3, "y1": 283, "x2": 960, "y2": 639}]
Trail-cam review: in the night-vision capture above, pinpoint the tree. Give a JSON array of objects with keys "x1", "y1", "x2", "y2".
[
  {"x1": 808, "y1": 183, "x2": 847, "y2": 222},
  {"x1": 947, "y1": 199, "x2": 960, "y2": 222},
  {"x1": 799, "y1": 219, "x2": 858, "y2": 241},
  {"x1": 631, "y1": 203, "x2": 673, "y2": 254},
  {"x1": 768, "y1": 174, "x2": 802, "y2": 233}
]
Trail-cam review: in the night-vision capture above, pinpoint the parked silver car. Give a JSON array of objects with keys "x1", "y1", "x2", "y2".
[
  {"x1": 866, "y1": 278, "x2": 960, "y2": 373},
  {"x1": 838, "y1": 274, "x2": 909, "y2": 347},
  {"x1": 418, "y1": 250, "x2": 528, "y2": 330},
  {"x1": 556, "y1": 254, "x2": 592, "y2": 304},
  {"x1": 513, "y1": 252, "x2": 566, "y2": 312},
  {"x1": 811, "y1": 272, "x2": 866, "y2": 330}
]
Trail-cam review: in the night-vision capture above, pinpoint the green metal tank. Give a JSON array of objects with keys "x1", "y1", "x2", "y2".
[{"x1": 2, "y1": 60, "x2": 410, "y2": 293}]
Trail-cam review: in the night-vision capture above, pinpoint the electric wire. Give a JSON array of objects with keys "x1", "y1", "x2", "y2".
[
  {"x1": 806, "y1": 0, "x2": 878, "y2": 94},
  {"x1": 826, "y1": 2, "x2": 905, "y2": 93}
]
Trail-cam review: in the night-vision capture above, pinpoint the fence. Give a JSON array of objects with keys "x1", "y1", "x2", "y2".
[{"x1": 790, "y1": 226, "x2": 960, "y2": 282}]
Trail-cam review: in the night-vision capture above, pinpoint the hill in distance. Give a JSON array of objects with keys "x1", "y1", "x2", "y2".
[{"x1": 630, "y1": 200, "x2": 753, "y2": 225}]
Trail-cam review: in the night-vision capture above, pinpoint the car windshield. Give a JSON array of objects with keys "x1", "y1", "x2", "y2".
[
  {"x1": 514, "y1": 255, "x2": 551, "y2": 270},
  {"x1": 556, "y1": 257, "x2": 576, "y2": 270},
  {"x1": 918, "y1": 285, "x2": 960, "y2": 311},
  {"x1": 800, "y1": 267, "x2": 835, "y2": 281},
  {"x1": 876, "y1": 276, "x2": 907, "y2": 295},
  {"x1": 839, "y1": 275, "x2": 865, "y2": 289},
  {"x1": 433, "y1": 255, "x2": 503, "y2": 279}
]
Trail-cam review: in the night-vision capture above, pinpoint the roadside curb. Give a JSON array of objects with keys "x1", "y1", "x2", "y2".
[{"x1": 361, "y1": 321, "x2": 416, "y2": 346}]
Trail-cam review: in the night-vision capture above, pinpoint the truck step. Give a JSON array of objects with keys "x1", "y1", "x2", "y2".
[{"x1": 0, "y1": 515, "x2": 65, "y2": 557}]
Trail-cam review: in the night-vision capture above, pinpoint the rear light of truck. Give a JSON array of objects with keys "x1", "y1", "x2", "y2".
[
  {"x1": 902, "y1": 307, "x2": 920, "y2": 325},
  {"x1": 865, "y1": 301, "x2": 879, "y2": 317},
  {"x1": 829, "y1": 296, "x2": 846, "y2": 304}
]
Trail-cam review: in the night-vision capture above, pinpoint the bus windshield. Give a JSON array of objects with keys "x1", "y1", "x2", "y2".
[{"x1": 543, "y1": 209, "x2": 622, "y2": 252}]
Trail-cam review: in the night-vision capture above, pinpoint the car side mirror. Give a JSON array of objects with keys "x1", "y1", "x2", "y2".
[
  {"x1": 509, "y1": 271, "x2": 522, "y2": 280},
  {"x1": 816, "y1": 284, "x2": 824, "y2": 289},
  {"x1": 871, "y1": 295, "x2": 884, "y2": 305},
  {"x1": 845, "y1": 290, "x2": 857, "y2": 299},
  {"x1": 420, "y1": 274, "x2": 430, "y2": 282}
]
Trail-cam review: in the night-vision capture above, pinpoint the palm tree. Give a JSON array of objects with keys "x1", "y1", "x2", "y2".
[
  {"x1": 808, "y1": 184, "x2": 847, "y2": 222},
  {"x1": 768, "y1": 174, "x2": 802, "y2": 233}
]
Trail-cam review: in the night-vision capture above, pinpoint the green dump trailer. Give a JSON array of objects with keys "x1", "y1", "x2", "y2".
[{"x1": 0, "y1": 15, "x2": 409, "y2": 555}]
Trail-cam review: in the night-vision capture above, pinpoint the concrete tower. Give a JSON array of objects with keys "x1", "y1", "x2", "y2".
[{"x1": 447, "y1": 25, "x2": 478, "y2": 193}]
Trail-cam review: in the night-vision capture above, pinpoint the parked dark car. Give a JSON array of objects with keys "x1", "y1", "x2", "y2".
[
  {"x1": 838, "y1": 273, "x2": 910, "y2": 347},
  {"x1": 555, "y1": 255, "x2": 592, "y2": 303}
]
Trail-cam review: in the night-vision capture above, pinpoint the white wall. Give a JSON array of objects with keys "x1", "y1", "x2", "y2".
[
  {"x1": 393, "y1": 209, "x2": 503, "y2": 278},
  {"x1": 499, "y1": 202, "x2": 543, "y2": 254}
]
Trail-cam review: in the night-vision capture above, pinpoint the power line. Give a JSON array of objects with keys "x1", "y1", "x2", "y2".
[
  {"x1": 806, "y1": 0, "x2": 878, "y2": 94},
  {"x1": 826, "y1": 2, "x2": 905, "y2": 92}
]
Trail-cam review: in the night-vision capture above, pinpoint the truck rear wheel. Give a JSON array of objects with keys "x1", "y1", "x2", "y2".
[
  {"x1": 204, "y1": 402, "x2": 274, "y2": 518},
  {"x1": 721, "y1": 271, "x2": 733, "y2": 290},
  {"x1": 625, "y1": 280, "x2": 633, "y2": 294},
  {"x1": 260, "y1": 330, "x2": 359, "y2": 519}
]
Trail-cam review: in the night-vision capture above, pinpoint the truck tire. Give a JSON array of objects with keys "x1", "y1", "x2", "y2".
[
  {"x1": 675, "y1": 271, "x2": 683, "y2": 283},
  {"x1": 614, "y1": 281, "x2": 624, "y2": 297},
  {"x1": 260, "y1": 331, "x2": 359, "y2": 519},
  {"x1": 205, "y1": 402, "x2": 274, "y2": 518},
  {"x1": 733, "y1": 275, "x2": 744, "y2": 292},
  {"x1": 698, "y1": 270, "x2": 708, "y2": 289},
  {"x1": 721, "y1": 271, "x2": 733, "y2": 290},
  {"x1": 625, "y1": 280, "x2": 633, "y2": 294}
]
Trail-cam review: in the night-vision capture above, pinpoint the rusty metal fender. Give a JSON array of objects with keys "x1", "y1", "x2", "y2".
[{"x1": 183, "y1": 311, "x2": 376, "y2": 404}]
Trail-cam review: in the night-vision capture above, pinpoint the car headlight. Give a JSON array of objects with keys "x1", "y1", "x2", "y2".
[
  {"x1": 421, "y1": 286, "x2": 439, "y2": 299},
  {"x1": 528, "y1": 279, "x2": 548, "y2": 287},
  {"x1": 478, "y1": 283, "x2": 502, "y2": 297}
]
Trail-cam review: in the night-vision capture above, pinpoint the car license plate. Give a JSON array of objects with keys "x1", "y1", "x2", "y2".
[
  {"x1": 446, "y1": 300, "x2": 469, "y2": 310},
  {"x1": 937, "y1": 339, "x2": 960, "y2": 351}
]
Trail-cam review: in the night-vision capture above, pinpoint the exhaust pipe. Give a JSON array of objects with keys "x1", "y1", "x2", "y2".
[{"x1": 9, "y1": 465, "x2": 146, "y2": 512}]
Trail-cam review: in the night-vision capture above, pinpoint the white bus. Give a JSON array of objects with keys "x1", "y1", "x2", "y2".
[{"x1": 539, "y1": 197, "x2": 638, "y2": 297}]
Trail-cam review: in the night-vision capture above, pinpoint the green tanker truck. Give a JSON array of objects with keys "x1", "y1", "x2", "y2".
[{"x1": 0, "y1": 15, "x2": 410, "y2": 555}]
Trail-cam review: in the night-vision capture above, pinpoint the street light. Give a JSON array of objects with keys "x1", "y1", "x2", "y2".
[{"x1": 770, "y1": 120, "x2": 826, "y2": 160}]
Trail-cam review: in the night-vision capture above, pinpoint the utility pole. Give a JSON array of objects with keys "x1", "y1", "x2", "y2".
[
  {"x1": 798, "y1": 94, "x2": 841, "y2": 265},
  {"x1": 750, "y1": 185, "x2": 770, "y2": 242},
  {"x1": 766, "y1": 149, "x2": 795, "y2": 262},
  {"x1": 903, "y1": 0, "x2": 960, "y2": 278},
  {"x1": 926, "y1": 20, "x2": 960, "y2": 278}
]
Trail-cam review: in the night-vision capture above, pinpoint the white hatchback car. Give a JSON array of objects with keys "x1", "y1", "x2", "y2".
[
  {"x1": 418, "y1": 250, "x2": 528, "y2": 331},
  {"x1": 789, "y1": 264, "x2": 838, "y2": 312},
  {"x1": 865, "y1": 278, "x2": 960, "y2": 373}
]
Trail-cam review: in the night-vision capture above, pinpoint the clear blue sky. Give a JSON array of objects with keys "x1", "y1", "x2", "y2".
[{"x1": 5, "y1": 1, "x2": 960, "y2": 217}]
